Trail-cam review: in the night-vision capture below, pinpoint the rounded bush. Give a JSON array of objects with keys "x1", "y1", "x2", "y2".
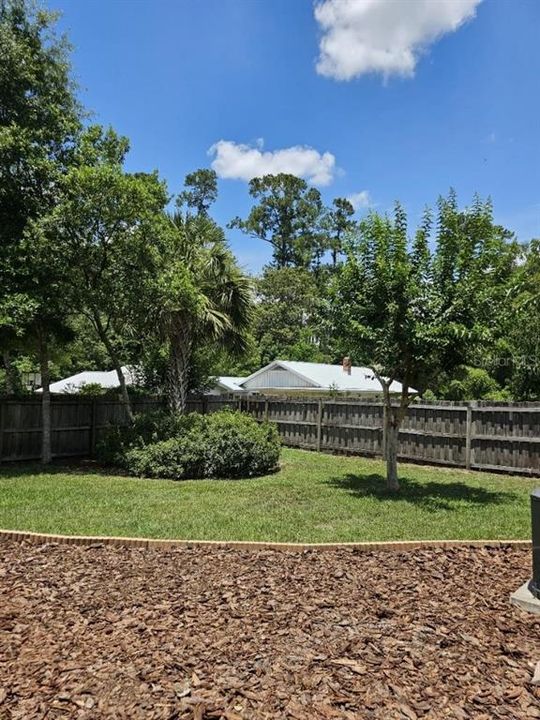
[
  {"x1": 126, "y1": 435, "x2": 207, "y2": 480},
  {"x1": 97, "y1": 409, "x2": 280, "y2": 480}
]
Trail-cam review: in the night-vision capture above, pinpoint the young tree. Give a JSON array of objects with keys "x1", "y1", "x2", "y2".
[
  {"x1": 0, "y1": 0, "x2": 82, "y2": 462},
  {"x1": 230, "y1": 174, "x2": 323, "y2": 269},
  {"x1": 331, "y1": 194, "x2": 519, "y2": 490}
]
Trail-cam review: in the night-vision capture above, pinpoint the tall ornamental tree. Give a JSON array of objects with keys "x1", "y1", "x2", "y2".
[
  {"x1": 331, "y1": 193, "x2": 519, "y2": 490},
  {"x1": 0, "y1": 0, "x2": 82, "y2": 462},
  {"x1": 230, "y1": 173, "x2": 323, "y2": 269}
]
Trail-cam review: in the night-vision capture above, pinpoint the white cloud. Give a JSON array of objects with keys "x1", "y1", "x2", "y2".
[
  {"x1": 314, "y1": 0, "x2": 481, "y2": 81},
  {"x1": 208, "y1": 139, "x2": 336, "y2": 186},
  {"x1": 347, "y1": 190, "x2": 371, "y2": 210}
]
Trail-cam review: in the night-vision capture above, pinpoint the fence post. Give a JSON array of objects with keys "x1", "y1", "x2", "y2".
[
  {"x1": 0, "y1": 400, "x2": 4, "y2": 463},
  {"x1": 316, "y1": 399, "x2": 323, "y2": 452},
  {"x1": 465, "y1": 402, "x2": 473, "y2": 470},
  {"x1": 264, "y1": 398, "x2": 269, "y2": 423},
  {"x1": 89, "y1": 399, "x2": 97, "y2": 457}
]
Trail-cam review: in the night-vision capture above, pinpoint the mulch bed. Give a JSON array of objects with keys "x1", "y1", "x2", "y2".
[{"x1": 0, "y1": 542, "x2": 539, "y2": 719}]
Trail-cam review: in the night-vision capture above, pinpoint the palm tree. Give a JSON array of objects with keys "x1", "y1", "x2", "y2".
[{"x1": 162, "y1": 213, "x2": 253, "y2": 412}]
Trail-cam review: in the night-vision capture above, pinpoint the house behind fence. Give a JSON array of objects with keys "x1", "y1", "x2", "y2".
[{"x1": 0, "y1": 395, "x2": 539, "y2": 476}]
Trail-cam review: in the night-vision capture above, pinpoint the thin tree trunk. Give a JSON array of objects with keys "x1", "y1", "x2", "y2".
[
  {"x1": 167, "y1": 317, "x2": 192, "y2": 414},
  {"x1": 382, "y1": 381, "x2": 412, "y2": 492},
  {"x1": 2, "y1": 350, "x2": 17, "y2": 395},
  {"x1": 39, "y1": 332, "x2": 52, "y2": 465},
  {"x1": 384, "y1": 410, "x2": 400, "y2": 491},
  {"x1": 93, "y1": 313, "x2": 134, "y2": 423},
  {"x1": 377, "y1": 374, "x2": 402, "y2": 492}
]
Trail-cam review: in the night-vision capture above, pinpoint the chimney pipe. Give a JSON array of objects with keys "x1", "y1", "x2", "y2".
[{"x1": 342, "y1": 356, "x2": 352, "y2": 376}]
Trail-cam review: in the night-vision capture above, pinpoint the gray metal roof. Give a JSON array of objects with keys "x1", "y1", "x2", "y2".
[
  {"x1": 241, "y1": 360, "x2": 408, "y2": 393},
  {"x1": 215, "y1": 376, "x2": 247, "y2": 393}
]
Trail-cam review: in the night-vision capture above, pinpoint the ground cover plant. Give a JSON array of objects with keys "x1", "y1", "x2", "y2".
[
  {"x1": 0, "y1": 449, "x2": 536, "y2": 542},
  {"x1": 97, "y1": 409, "x2": 281, "y2": 480},
  {"x1": 0, "y1": 541, "x2": 539, "y2": 719}
]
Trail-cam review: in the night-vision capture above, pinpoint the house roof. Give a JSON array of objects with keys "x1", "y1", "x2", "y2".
[
  {"x1": 241, "y1": 360, "x2": 408, "y2": 393},
  {"x1": 39, "y1": 367, "x2": 135, "y2": 394},
  {"x1": 215, "y1": 376, "x2": 246, "y2": 393}
]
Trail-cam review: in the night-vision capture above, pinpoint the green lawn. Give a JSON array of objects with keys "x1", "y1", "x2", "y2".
[{"x1": 0, "y1": 448, "x2": 536, "y2": 542}]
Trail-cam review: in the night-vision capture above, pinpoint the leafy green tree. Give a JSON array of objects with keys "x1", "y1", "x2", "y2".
[
  {"x1": 177, "y1": 168, "x2": 218, "y2": 217},
  {"x1": 254, "y1": 267, "x2": 328, "y2": 365},
  {"x1": 435, "y1": 365, "x2": 509, "y2": 401},
  {"x1": 331, "y1": 193, "x2": 519, "y2": 490},
  {"x1": 0, "y1": 0, "x2": 82, "y2": 461},
  {"x1": 505, "y1": 238, "x2": 540, "y2": 399},
  {"x1": 34, "y1": 126, "x2": 170, "y2": 420},
  {"x1": 321, "y1": 197, "x2": 356, "y2": 267},
  {"x1": 230, "y1": 173, "x2": 323, "y2": 269}
]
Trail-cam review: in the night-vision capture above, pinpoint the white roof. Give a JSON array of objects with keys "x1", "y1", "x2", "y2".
[
  {"x1": 39, "y1": 367, "x2": 136, "y2": 394},
  {"x1": 241, "y1": 360, "x2": 409, "y2": 393},
  {"x1": 215, "y1": 376, "x2": 246, "y2": 393}
]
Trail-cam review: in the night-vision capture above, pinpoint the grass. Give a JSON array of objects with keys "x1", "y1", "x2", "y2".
[{"x1": 0, "y1": 448, "x2": 536, "y2": 543}]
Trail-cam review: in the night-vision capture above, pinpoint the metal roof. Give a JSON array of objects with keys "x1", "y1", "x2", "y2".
[
  {"x1": 39, "y1": 367, "x2": 136, "y2": 394},
  {"x1": 215, "y1": 376, "x2": 247, "y2": 393},
  {"x1": 241, "y1": 360, "x2": 408, "y2": 393}
]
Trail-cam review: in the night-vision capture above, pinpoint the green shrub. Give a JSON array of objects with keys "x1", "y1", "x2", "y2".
[
  {"x1": 97, "y1": 409, "x2": 280, "y2": 480},
  {"x1": 95, "y1": 425, "x2": 130, "y2": 467},
  {"x1": 126, "y1": 435, "x2": 207, "y2": 480},
  {"x1": 77, "y1": 383, "x2": 106, "y2": 397},
  {"x1": 203, "y1": 411, "x2": 280, "y2": 478},
  {"x1": 96, "y1": 410, "x2": 206, "y2": 466}
]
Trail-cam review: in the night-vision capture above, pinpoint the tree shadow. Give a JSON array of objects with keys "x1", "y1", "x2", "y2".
[
  {"x1": 0, "y1": 459, "x2": 124, "y2": 480},
  {"x1": 325, "y1": 473, "x2": 518, "y2": 512}
]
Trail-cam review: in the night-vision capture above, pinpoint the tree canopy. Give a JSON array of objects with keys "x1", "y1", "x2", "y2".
[{"x1": 330, "y1": 193, "x2": 520, "y2": 489}]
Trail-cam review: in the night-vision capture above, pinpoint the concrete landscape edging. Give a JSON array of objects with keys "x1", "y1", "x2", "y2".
[{"x1": 0, "y1": 528, "x2": 531, "y2": 552}]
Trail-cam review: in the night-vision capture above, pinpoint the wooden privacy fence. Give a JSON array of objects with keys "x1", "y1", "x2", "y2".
[
  {"x1": 0, "y1": 397, "x2": 163, "y2": 462},
  {"x1": 232, "y1": 397, "x2": 540, "y2": 476},
  {"x1": 0, "y1": 395, "x2": 539, "y2": 476}
]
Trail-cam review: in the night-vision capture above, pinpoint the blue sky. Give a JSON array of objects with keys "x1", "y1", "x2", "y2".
[{"x1": 54, "y1": 0, "x2": 540, "y2": 272}]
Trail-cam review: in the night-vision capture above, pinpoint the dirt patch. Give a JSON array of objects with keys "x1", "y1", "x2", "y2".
[{"x1": 0, "y1": 542, "x2": 539, "y2": 719}]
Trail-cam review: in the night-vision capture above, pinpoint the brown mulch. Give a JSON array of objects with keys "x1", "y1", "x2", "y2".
[{"x1": 0, "y1": 542, "x2": 539, "y2": 720}]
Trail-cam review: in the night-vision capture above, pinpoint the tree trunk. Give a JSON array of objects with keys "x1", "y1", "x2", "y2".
[
  {"x1": 39, "y1": 332, "x2": 52, "y2": 465},
  {"x1": 93, "y1": 313, "x2": 134, "y2": 423},
  {"x1": 115, "y1": 365, "x2": 133, "y2": 423},
  {"x1": 384, "y1": 410, "x2": 400, "y2": 491},
  {"x1": 381, "y1": 381, "x2": 411, "y2": 492},
  {"x1": 167, "y1": 317, "x2": 192, "y2": 414},
  {"x1": 2, "y1": 350, "x2": 17, "y2": 395}
]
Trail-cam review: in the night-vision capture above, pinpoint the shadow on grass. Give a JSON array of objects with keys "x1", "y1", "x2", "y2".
[
  {"x1": 325, "y1": 473, "x2": 518, "y2": 512},
  {"x1": 0, "y1": 460, "x2": 125, "y2": 479}
]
